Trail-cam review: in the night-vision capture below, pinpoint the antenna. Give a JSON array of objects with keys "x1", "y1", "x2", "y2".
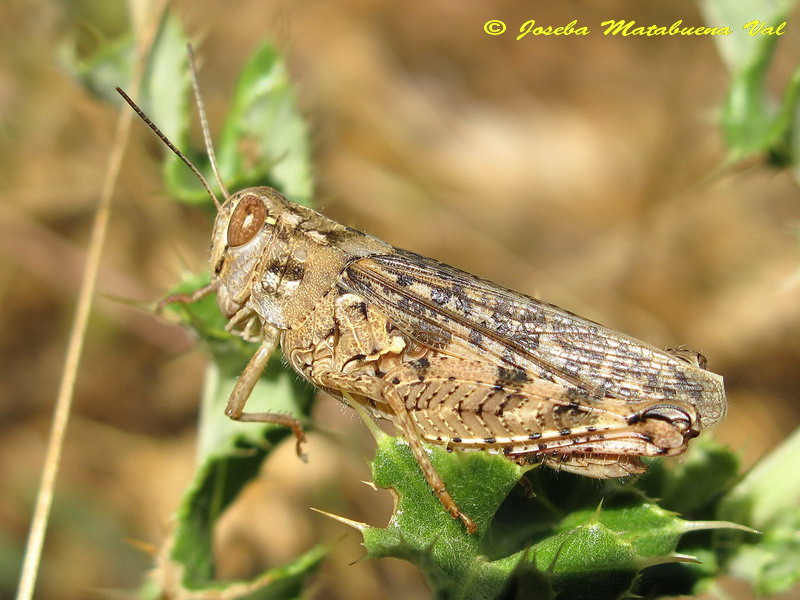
[
  {"x1": 186, "y1": 44, "x2": 231, "y2": 203},
  {"x1": 116, "y1": 87, "x2": 223, "y2": 210}
]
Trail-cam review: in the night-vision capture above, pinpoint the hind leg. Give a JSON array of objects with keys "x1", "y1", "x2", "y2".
[{"x1": 314, "y1": 370, "x2": 476, "y2": 534}]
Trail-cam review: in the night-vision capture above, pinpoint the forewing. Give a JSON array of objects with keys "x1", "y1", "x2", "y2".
[{"x1": 339, "y1": 250, "x2": 723, "y2": 413}]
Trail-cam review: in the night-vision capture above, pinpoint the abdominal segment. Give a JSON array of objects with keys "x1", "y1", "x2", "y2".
[{"x1": 384, "y1": 355, "x2": 691, "y2": 478}]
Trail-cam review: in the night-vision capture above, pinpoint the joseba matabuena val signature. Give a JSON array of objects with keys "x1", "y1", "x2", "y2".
[{"x1": 482, "y1": 19, "x2": 787, "y2": 39}]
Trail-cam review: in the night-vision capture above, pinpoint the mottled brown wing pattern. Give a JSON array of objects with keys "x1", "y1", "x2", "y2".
[{"x1": 340, "y1": 249, "x2": 725, "y2": 428}]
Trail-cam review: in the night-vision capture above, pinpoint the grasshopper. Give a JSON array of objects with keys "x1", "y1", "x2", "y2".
[{"x1": 117, "y1": 49, "x2": 726, "y2": 534}]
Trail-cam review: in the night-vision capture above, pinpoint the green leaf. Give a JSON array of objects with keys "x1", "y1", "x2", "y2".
[
  {"x1": 363, "y1": 436, "x2": 525, "y2": 600},
  {"x1": 637, "y1": 435, "x2": 740, "y2": 517},
  {"x1": 164, "y1": 41, "x2": 314, "y2": 205},
  {"x1": 65, "y1": 11, "x2": 205, "y2": 201},
  {"x1": 700, "y1": 0, "x2": 800, "y2": 166},
  {"x1": 139, "y1": 15, "x2": 191, "y2": 155},
  {"x1": 167, "y1": 423, "x2": 325, "y2": 599},
  {"x1": 716, "y1": 427, "x2": 800, "y2": 594},
  {"x1": 354, "y1": 436, "x2": 745, "y2": 600},
  {"x1": 719, "y1": 427, "x2": 800, "y2": 530},
  {"x1": 699, "y1": 0, "x2": 794, "y2": 74},
  {"x1": 126, "y1": 16, "x2": 197, "y2": 205},
  {"x1": 627, "y1": 437, "x2": 748, "y2": 594},
  {"x1": 63, "y1": 34, "x2": 135, "y2": 103},
  {"x1": 170, "y1": 423, "x2": 300, "y2": 586},
  {"x1": 524, "y1": 522, "x2": 639, "y2": 600},
  {"x1": 364, "y1": 435, "x2": 521, "y2": 546},
  {"x1": 64, "y1": 11, "x2": 189, "y2": 117},
  {"x1": 218, "y1": 42, "x2": 314, "y2": 204}
]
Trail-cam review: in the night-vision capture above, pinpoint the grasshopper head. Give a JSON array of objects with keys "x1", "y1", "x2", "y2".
[
  {"x1": 116, "y1": 66, "x2": 323, "y2": 336},
  {"x1": 210, "y1": 187, "x2": 295, "y2": 325}
]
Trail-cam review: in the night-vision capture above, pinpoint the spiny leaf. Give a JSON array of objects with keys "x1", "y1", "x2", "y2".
[{"x1": 357, "y1": 436, "x2": 746, "y2": 600}]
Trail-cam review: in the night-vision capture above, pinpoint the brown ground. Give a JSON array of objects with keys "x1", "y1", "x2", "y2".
[{"x1": 2, "y1": 1, "x2": 799, "y2": 598}]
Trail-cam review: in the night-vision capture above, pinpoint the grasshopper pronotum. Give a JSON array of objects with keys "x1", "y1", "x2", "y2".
[{"x1": 118, "y1": 48, "x2": 726, "y2": 534}]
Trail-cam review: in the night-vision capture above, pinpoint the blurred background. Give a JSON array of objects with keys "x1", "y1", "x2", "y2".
[{"x1": 2, "y1": 0, "x2": 799, "y2": 598}]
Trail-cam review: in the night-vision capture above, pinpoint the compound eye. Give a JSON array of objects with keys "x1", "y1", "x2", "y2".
[{"x1": 228, "y1": 195, "x2": 267, "y2": 247}]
